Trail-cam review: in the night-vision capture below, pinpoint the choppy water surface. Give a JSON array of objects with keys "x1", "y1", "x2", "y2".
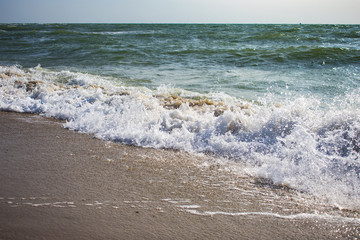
[{"x1": 1, "y1": 24, "x2": 360, "y2": 219}]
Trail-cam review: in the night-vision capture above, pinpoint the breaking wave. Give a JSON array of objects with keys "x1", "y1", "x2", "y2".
[{"x1": 1, "y1": 65, "x2": 360, "y2": 210}]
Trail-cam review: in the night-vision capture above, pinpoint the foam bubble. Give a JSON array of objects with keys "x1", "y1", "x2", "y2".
[{"x1": 1, "y1": 65, "x2": 360, "y2": 210}]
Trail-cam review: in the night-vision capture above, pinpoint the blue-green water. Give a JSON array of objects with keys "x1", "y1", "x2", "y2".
[
  {"x1": 1, "y1": 24, "x2": 359, "y2": 100},
  {"x1": 1, "y1": 24, "x2": 360, "y2": 212}
]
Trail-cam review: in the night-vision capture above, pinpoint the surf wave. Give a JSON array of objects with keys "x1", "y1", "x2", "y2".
[{"x1": 1, "y1": 65, "x2": 360, "y2": 210}]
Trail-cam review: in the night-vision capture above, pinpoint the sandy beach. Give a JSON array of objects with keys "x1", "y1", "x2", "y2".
[{"x1": 0, "y1": 111, "x2": 359, "y2": 239}]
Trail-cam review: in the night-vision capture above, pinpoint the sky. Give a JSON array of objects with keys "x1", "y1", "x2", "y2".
[{"x1": 0, "y1": 0, "x2": 359, "y2": 24}]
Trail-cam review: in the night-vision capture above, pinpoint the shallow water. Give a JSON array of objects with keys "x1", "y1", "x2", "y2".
[
  {"x1": 1, "y1": 112, "x2": 359, "y2": 239},
  {"x1": 1, "y1": 24, "x2": 360, "y2": 213}
]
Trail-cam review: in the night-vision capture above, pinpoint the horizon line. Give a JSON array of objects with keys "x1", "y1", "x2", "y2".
[{"x1": 1, "y1": 22, "x2": 359, "y2": 25}]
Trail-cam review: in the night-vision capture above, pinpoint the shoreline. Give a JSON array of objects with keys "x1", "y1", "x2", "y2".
[{"x1": 1, "y1": 111, "x2": 359, "y2": 239}]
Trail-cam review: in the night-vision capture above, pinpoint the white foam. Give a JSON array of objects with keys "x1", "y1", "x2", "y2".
[
  {"x1": 1, "y1": 65, "x2": 360, "y2": 210},
  {"x1": 185, "y1": 210, "x2": 360, "y2": 223},
  {"x1": 179, "y1": 205, "x2": 201, "y2": 209}
]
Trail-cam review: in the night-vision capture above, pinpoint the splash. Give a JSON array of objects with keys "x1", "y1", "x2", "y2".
[{"x1": 1, "y1": 65, "x2": 360, "y2": 210}]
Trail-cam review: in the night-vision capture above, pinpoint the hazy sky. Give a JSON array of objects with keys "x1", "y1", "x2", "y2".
[{"x1": 0, "y1": 0, "x2": 359, "y2": 24}]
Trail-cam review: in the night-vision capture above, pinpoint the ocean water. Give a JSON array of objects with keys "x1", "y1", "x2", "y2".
[{"x1": 1, "y1": 24, "x2": 360, "y2": 213}]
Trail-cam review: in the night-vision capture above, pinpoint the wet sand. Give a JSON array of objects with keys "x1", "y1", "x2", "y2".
[{"x1": 0, "y1": 111, "x2": 359, "y2": 239}]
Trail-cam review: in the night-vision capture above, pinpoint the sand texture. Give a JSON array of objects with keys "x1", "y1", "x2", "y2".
[{"x1": 1, "y1": 111, "x2": 359, "y2": 239}]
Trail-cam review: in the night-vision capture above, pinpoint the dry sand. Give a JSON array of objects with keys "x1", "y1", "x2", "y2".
[{"x1": 1, "y1": 111, "x2": 359, "y2": 239}]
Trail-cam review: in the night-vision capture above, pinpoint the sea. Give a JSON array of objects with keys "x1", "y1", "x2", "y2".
[{"x1": 1, "y1": 23, "x2": 360, "y2": 221}]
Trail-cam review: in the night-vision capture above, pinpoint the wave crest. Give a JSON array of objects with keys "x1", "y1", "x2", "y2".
[{"x1": 1, "y1": 65, "x2": 360, "y2": 210}]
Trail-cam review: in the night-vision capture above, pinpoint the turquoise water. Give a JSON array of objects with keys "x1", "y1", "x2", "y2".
[
  {"x1": 1, "y1": 24, "x2": 360, "y2": 101},
  {"x1": 1, "y1": 24, "x2": 360, "y2": 211}
]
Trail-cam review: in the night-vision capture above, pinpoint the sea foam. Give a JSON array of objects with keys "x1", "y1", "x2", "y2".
[{"x1": 1, "y1": 65, "x2": 360, "y2": 210}]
